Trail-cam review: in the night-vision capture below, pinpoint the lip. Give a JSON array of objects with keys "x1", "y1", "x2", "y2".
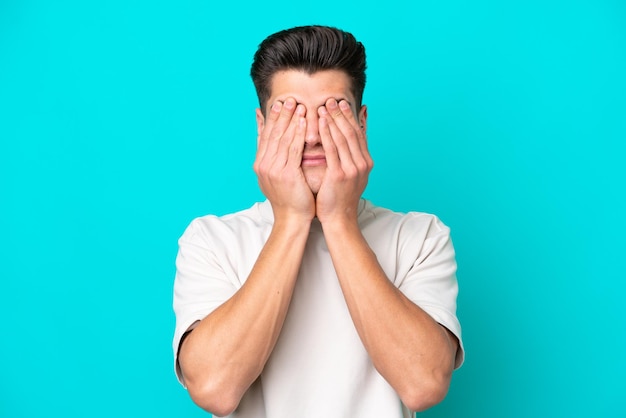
[{"x1": 301, "y1": 155, "x2": 326, "y2": 167}]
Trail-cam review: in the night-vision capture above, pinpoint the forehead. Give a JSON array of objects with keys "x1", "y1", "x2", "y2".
[{"x1": 267, "y1": 69, "x2": 355, "y2": 108}]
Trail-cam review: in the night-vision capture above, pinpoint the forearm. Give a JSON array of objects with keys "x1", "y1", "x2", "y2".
[
  {"x1": 179, "y1": 219, "x2": 310, "y2": 415},
  {"x1": 323, "y1": 220, "x2": 458, "y2": 412}
]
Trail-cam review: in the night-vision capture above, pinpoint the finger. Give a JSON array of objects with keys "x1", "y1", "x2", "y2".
[
  {"x1": 329, "y1": 99, "x2": 373, "y2": 173},
  {"x1": 338, "y1": 99, "x2": 369, "y2": 157},
  {"x1": 286, "y1": 112, "x2": 306, "y2": 169},
  {"x1": 257, "y1": 100, "x2": 283, "y2": 162},
  {"x1": 274, "y1": 103, "x2": 305, "y2": 167},
  {"x1": 337, "y1": 99, "x2": 361, "y2": 130},
  {"x1": 318, "y1": 110, "x2": 340, "y2": 170},
  {"x1": 318, "y1": 104, "x2": 354, "y2": 168},
  {"x1": 325, "y1": 99, "x2": 365, "y2": 159},
  {"x1": 265, "y1": 98, "x2": 297, "y2": 164}
]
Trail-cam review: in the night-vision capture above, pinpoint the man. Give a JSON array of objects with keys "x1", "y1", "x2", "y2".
[{"x1": 173, "y1": 25, "x2": 464, "y2": 417}]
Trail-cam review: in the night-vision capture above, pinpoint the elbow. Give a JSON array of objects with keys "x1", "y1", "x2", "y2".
[
  {"x1": 402, "y1": 386, "x2": 448, "y2": 413},
  {"x1": 399, "y1": 371, "x2": 452, "y2": 412},
  {"x1": 186, "y1": 379, "x2": 241, "y2": 417}
]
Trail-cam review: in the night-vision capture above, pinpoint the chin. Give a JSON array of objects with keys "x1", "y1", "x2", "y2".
[
  {"x1": 304, "y1": 176, "x2": 322, "y2": 195},
  {"x1": 307, "y1": 181, "x2": 322, "y2": 195},
  {"x1": 303, "y1": 168, "x2": 324, "y2": 195}
]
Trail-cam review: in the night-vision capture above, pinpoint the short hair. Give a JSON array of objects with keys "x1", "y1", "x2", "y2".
[{"x1": 250, "y1": 25, "x2": 367, "y2": 111}]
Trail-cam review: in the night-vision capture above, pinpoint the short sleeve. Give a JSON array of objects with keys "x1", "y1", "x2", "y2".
[
  {"x1": 172, "y1": 218, "x2": 239, "y2": 385},
  {"x1": 397, "y1": 214, "x2": 465, "y2": 368}
]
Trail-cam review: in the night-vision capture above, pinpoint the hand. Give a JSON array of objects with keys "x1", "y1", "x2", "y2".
[
  {"x1": 254, "y1": 98, "x2": 315, "y2": 224},
  {"x1": 315, "y1": 98, "x2": 373, "y2": 226}
]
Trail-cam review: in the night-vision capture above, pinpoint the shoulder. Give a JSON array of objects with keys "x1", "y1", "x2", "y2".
[
  {"x1": 359, "y1": 200, "x2": 451, "y2": 240},
  {"x1": 178, "y1": 201, "x2": 271, "y2": 248}
]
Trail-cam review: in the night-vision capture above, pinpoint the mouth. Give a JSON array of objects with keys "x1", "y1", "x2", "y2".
[{"x1": 301, "y1": 155, "x2": 326, "y2": 167}]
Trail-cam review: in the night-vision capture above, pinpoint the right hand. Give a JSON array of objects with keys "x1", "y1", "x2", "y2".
[{"x1": 253, "y1": 98, "x2": 315, "y2": 224}]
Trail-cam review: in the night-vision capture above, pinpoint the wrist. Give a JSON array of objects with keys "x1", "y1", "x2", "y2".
[
  {"x1": 272, "y1": 214, "x2": 313, "y2": 237},
  {"x1": 319, "y1": 215, "x2": 361, "y2": 239}
]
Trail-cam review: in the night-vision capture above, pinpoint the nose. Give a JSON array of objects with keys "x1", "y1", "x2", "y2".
[{"x1": 304, "y1": 112, "x2": 321, "y2": 145}]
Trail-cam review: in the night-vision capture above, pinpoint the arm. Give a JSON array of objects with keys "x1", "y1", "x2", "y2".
[
  {"x1": 322, "y1": 222, "x2": 458, "y2": 411},
  {"x1": 316, "y1": 99, "x2": 459, "y2": 412},
  {"x1": 177, "y1": 98, "x2": 314, "y2": 416}
]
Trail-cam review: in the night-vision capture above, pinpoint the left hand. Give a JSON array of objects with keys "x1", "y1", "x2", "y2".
[{"x1": 315, "y1": 98, "x2": 373, "y2": 226}]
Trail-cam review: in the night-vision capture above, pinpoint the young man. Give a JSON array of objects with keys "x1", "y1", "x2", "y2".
[{"x1": 173, "y1": 25, "x2": 464, "y2": 417}]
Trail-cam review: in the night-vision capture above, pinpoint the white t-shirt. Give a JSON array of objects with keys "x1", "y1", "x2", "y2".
[{"x1": 173, "y1": 199, "x2": 464, "y2": 417}]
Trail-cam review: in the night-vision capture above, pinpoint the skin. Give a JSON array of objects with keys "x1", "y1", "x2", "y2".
[{"x1": 178, "y1": 70, "x2": 459, "y2": 415}]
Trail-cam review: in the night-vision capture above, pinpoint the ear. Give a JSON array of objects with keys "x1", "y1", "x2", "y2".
[
  {"x1": 255, "y1": 108, "x2": 265, "y2": 140},
  {"x1": 358, "y1": 105, "x2": 368, "y2": 132}
]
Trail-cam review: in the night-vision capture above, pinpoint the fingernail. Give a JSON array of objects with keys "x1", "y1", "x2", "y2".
[
  {"x1": 296, "y1": 104, "x2": 305, "y2": 115},
  {"x1": 327, "y1": 99, "x2": 338, "y2": 109},
  {"x1": 272, "y1": 102, "x2": 282, "y2": 112},
  {"x1": 339, "y1": 100, "x2": 350, "y2": 110},
  {"x1": 318, "y1": 106, "x2": 328, "y2": 115},
  {"x1": 284, "y1": 98, "x2": 295, "y2": 109}
]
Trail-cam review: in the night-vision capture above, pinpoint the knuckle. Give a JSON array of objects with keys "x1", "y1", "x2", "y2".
[
  {"x1": 344, "y1": 166, "x2": 358, "y2": 177},
  {"x1": 330, "y1": 168, "x2": 346, "y2": 181},
  {"x1": 355, "y1": 160, "x2": 368, "y2": 172},
  {"x1": 267, "y1": 169, "x2": 280, "y2": 182},
  {"x1": 290, "y1": 143, "x2": 301, "y2": 154},
  {"x1": 268, "y1": 129, "x2": 283, "y2": 142}
]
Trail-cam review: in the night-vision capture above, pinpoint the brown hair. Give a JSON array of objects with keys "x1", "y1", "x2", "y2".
[{"x1": 250, "y1": 25, "x2": 367, "y2": 112}]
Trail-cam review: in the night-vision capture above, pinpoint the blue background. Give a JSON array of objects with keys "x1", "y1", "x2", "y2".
[{"x1": 1, "y1": 1, "x2": 625, "y2": 417}]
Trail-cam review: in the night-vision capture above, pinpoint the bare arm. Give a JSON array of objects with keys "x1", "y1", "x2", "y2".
[
  {"x1": 316, "y1": 98, "x2": 458, "y2": 412},
  {"x1": 323, "y1": 222, "x2": 458, "y2": 411},
  {"x1": 177, "y1": 98, "x2": 314, "y2": 416}
]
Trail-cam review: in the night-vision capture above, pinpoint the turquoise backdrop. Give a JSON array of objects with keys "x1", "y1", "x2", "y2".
[{"x1": 1, "y1": 1, "x2": 624, "y2": 417}]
